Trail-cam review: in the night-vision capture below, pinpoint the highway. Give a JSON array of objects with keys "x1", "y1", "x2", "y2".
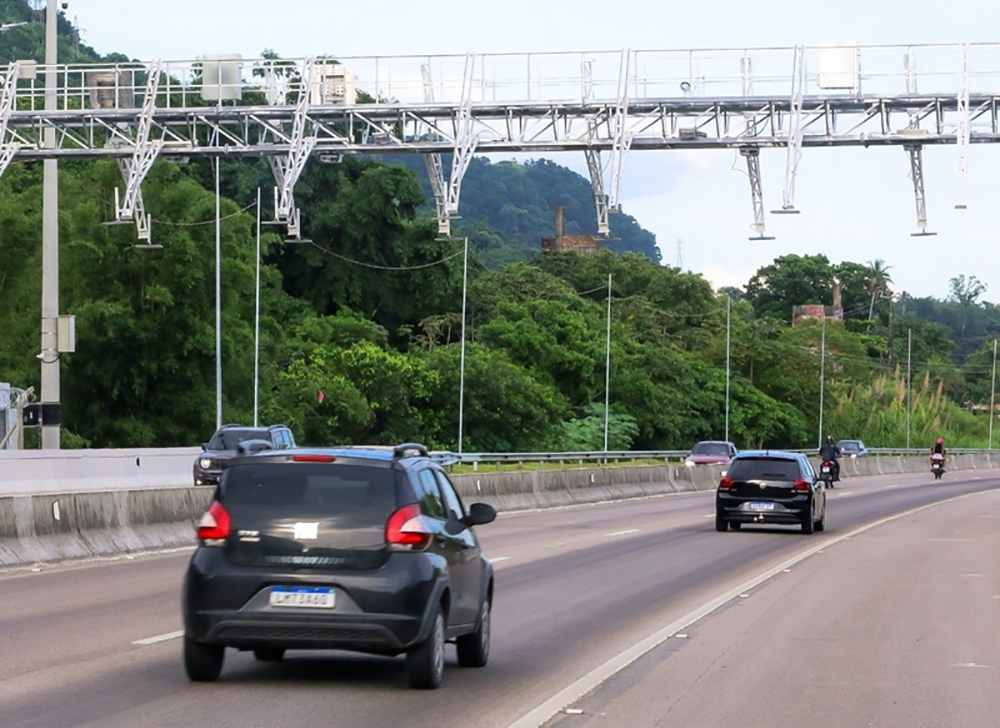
[{"x1": 0, "y1": 470, "x2": 997, "y2": 728}]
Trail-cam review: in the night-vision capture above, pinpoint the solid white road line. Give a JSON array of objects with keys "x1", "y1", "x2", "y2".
[
  {"x1": 509, "y1": 489, "x2": 992, "y2": 728},
  {"x1": 604, "y1": 529, "x2": 640, "y2": 537},
  {"x1": 133, "y1": 630, "x2": 184, "y2": 646},
  {"x1": 491, "y1": 556, "x2": 512, "y2": 563}
]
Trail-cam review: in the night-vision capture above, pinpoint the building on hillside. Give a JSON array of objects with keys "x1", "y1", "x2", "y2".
[
  {"x1": 541, "y1": 206, "x2": 601, "y2": 254},
  {"x1": 792, "y1": 279, "x2": 844, "y2": 325}
]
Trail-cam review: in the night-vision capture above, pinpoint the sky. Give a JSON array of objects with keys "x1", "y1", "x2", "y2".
[{"x1": 67, "y1": 0, "x2": 1000, "y2": 300}]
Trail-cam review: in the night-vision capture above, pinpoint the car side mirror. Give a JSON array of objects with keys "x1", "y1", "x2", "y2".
[
  {"x1": 201, "y1": 442, "x2": 209, "y2": 450},
  {"x1": 461, "y1": 502, "x2": 497, "y2": 528}
]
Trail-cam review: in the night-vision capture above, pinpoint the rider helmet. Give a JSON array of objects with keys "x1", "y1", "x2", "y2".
[{"x1": 936, "y1": 437, "x2": 944, "y2": 445}]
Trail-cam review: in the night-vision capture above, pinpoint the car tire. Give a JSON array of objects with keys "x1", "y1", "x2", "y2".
[
  {"x1": 184, "y1": 634, "x2": 224, "y2": 682},
  {"x1": 253, "y1": 648, "x2": 285, "y2": 662},
  {"x1": 801, "y1": 511, "x2": 815, "y2": 535},
  {"x1": 715, "y1": 513, "x2": 728, "y2": 532},
  {"x1": 456, "y1": 599, "x2": 491, "y2": 668},
  {"x1": 815, "y1": 511, "x2": 825, "y2": 532},
  {"x1": 407, "y1": 606, "x2": 445, "y2": 689}
]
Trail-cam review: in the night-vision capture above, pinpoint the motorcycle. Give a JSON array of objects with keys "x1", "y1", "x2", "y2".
[
  {"x1": 818, "y1": 459, "x2": 837, "y2": 488},
  {"x1": 931, "y1": 454, "x2": 945, "y2": 480}
]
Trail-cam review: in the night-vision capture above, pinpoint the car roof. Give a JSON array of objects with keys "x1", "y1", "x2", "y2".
[
  {"x1": 234, "y1": 444, "x2": 435, "y2": 468},
  {"x1": 731, "y1": 450, "x2": 802, "y2": 461}
]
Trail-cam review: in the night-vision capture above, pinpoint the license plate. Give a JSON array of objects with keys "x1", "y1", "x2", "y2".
[
  {"x1": 748, "y1": 502, "x2": 775, "y2": 511},
  {"x1": 269, "y1": 587, "x2": 335, "y2": 609},
  {"x1": 821, "y1": 465, "x2": 830, "y2": 473}
]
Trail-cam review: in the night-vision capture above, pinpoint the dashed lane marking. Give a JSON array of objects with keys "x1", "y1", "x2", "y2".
[
  {"x1": 604, "y1": 529, "x2": 640, "y2": 537},
  {"x1": 133, "y1": 630, "x2": 184, "y2": 646}
]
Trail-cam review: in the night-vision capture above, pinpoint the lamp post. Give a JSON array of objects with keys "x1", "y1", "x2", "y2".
[
  {"x1": 214, "y1": 157, "x2": 222, "y2": 429},
  {"x1": 40, "y1": 0, "x2": 60, "y2": 448},
  {"x1": 725, "y1": 295, "x2": 731, "y2": 443},
  {"x1": 817, "y1": 313, "x2": 826, "y2": 449},
  {"x1": 990, "y1": 339, "x2": 997, "y2": 449},
  {"x1": 457, "y1": 237, "x2": 469, "y2": 454},
  {"x1": 603, "y1": 274, "x2": 612, "y2": 452},
  {"x1": 253, "y1": 187, "x2": 261, "y2": 427},
  {"x1": 906, "y1": 328, "x2": 912, "y2": 449}
]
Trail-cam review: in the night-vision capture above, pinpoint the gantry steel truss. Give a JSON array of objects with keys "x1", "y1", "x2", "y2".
[{"x1": 2, "y1": 42, "x2": 1000, "y2": 241}]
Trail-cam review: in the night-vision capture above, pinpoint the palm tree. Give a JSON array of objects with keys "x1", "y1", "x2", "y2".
[{"x1": 866, "y1": 259, "x2": 893, "y2": 331}]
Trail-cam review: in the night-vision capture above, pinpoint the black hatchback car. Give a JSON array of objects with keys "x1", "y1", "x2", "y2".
[
  {"x1": 182, "y1": 443, "x2": 497, "y2": 689},
  {"x1": 715, "y1": 451, "x2": 826, "y2": 534}
]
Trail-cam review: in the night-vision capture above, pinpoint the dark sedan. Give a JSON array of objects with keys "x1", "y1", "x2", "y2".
[{"x1": 715, "y1": 451, "x2": 826, "y2": 534}]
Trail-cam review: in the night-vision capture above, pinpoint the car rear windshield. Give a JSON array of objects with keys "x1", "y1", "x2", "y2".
[
  {"x1": 209, "y1": 429, "x2": 270, "y2": 450},
  {"x1": 692, "y1": 442, "x2": 730, "y2": 455},
  {"x1": 837, "y1": 441, "x2": 859, "y2": 449},
  {"x1": 221, "y1": 463, "x2": 397, "y2": 521},
  {"x1": 727, "y1": 458, "x2": 801, "y2": 481}
]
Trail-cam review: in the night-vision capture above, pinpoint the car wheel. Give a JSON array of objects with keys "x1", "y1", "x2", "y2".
[
  {"x1": 801, "y1": 511, "x2": 815, "y2": 535},
  {"x1": 407, "y1": 606, "x2": 445, "y2": 689},
  {"x1": 184, "y1": 634, "x2": 224, "y2": 682},
  {"x1": 715, "y1": 513, "x2": 728, "y2": 532},
  {"x1": 456, "y1": 599, "x2": 491, "y2": 668},
  {"x1": 253, "y1": 648, "x2": 285, "y2": 662}
]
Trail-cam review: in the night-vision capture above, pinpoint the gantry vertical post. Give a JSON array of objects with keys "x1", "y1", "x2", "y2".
[
  {"x1": 421, "y1": 63, "x2": 450, "y2": 236},
  {"x1": 0, "y1": 61, "x2": 21, "y2": 177},
  {"x1": 907, "y1": 144, "x2": 936, "y2": 237},
  {"x1": 955, "y1": 43, "x2": 970, "y2": 210},
  {"x1": 445, "y1": 53, "x2": 478, "y2": 217},
  {"x1": 774, "y1": 45, "x2": 804, "y2": 214},
  {"x1": 741, "y1": 147, "x2": 774, "y2": 240},
  {"x1": 607, "y1": 48, "x2": 633, "y2": 212},
  {"x1": 115, "y1": 59, "x2": 163, "y2": 244},
  {"x1": 269, "y1": 57, "x2": 317, "y2": 240}
]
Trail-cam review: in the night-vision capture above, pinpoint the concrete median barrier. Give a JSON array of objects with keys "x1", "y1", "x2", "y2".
[{"x1": 1, "y1": 455, "x2": 996, "y2": 568}]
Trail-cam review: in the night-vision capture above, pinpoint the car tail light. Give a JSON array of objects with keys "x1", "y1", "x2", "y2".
[
  {"x1": 385, "y1": 503, "x2": 432, "y2": 551},
  {"x1": 793, "y1": 479, "x2": 810, "y2": 493},
  {"x1": 719, "y1": 476, "x2": 734, "y2": 491},
  {"x1": 292, "y1": 454, "x2": 336, "y2": 463},
  {"x1": 197, "y1": 501, "x2": 231, "y2": 542}
]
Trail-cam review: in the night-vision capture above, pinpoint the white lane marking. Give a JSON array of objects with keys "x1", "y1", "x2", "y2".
[
  {"x1": 509, "y1": 489, "x2": 992, "y2": 728},
  {"x1": 952, "y1": 663, "x2": 994, "y2": 669},
  {"x1": 133, "y1": 630, "x2": 184, "y2": 646},
  {"x1": 605, "y1": 529, "x2": 640, "y2": 537},
  {"x1": 491, "y1": 556, "x2": 512, "y2": 563}
]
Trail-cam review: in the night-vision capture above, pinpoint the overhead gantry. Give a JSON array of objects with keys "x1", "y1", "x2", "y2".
[{"x1": 0, "y1": 42, "x2": 996, "y2": 244}]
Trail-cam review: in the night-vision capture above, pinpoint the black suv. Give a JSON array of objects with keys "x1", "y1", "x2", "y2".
[
  {"x1": 193, "y1": 424, "x2": 295, "y2": 486},
  {"x1": 715, "y1": 451, "x2": 826, "y2": 534},
  {"x1": 182, "y1": 443, "x2": 497, "y2": 689}
]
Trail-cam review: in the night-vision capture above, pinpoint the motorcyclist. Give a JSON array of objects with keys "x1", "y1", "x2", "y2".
[
  {"x1": 818, "y1": 435, "x2": 841, "y2": 482},
  {"x1": 930, "y1": 437, "x2": 947, "y2": 470}
]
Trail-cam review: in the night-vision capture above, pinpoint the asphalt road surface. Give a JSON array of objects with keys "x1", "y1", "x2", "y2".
[{"x1": 1, "y1": 469, "x2": 997, "y2": 728}]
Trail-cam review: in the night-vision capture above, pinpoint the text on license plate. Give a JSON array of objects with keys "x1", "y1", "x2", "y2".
[
  {"x1": 748, "y1": 502, "x2": 775, "y2": 511},
  {"x1": 269, "y1": 587, "x2": 335, "y2": 609}
]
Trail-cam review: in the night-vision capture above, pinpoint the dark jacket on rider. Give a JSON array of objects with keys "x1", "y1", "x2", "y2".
[{"x1": 819, "y1": 443, "x2": 840, "y2": 461}]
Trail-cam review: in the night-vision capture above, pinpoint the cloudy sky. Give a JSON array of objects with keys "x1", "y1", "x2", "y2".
[{"x1": 71, "y1": 0, "x2": 1000, "y2": 299}]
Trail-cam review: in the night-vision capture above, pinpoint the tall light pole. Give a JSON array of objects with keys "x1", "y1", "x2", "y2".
[
  {"x1": 253, "y1": 187, "x2": 261, "y2": 427},
  {"x1": 990, "y1": 338, "x2": 998, "y2": 449},
  {"x1": 725, "y1": 295, "x2": 731, "y2": 443},
  {"x1": 40, "y1": 0, "x2": 60, "y2": 448},
  {"x1": 906, "y1": 328, "x2": 912, "y2": 449},
  {"x1": 457, "y1": 237, "x2": 469, "y2": 454},
  {"x1": 603, "y1": 274, "x2": 612, "y2": 452},
  {"x1": 817, "y1": 314, "x2": 827, "y2": 448},
  {"x1": 214, "y1": 157, "x2": 222, "y2": 429}
]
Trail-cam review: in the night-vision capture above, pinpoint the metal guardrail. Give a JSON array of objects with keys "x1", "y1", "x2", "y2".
[{"x1": 430, "y1": 448, "x2": 993, "y2": 468}]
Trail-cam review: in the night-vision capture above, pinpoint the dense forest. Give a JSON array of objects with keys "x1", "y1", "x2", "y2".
[{"x1": 2, "y1": 2, "x2": 1000, "y2": 452}]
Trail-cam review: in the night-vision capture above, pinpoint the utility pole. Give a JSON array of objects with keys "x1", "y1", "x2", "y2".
[
  {"x1": 214, "y1": 157, "x2": 222, "y2": 430},
  {"x1": 990, "y1": 338, "x2": 998, "y2": 449},
  {"x1": 817, "y1": 314, "x2": 826, "y2": 448},
  {"x1": 253, "y1": 187, "x2": 261, "y2": 428},
  {"x1": 40, "y1": 0, "x2": 60, "y2": 448}
]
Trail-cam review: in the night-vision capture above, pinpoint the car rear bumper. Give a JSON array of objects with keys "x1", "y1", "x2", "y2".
[
  {"x1": 182, "y1": 549, "x2": 444, "y2": 654},
  {"x1": 716, "y1": 495, "x2": 811, "y2": 525}
]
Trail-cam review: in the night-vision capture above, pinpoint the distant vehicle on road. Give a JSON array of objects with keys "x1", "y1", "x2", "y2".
[
  {"x1": 192, "y1": 424, "x2": 295, "y2": 486},
  {"x1": 182, "y1": 443, "x2": 497, "y2": 689},
  {"x1": 715, "y1": 451, "x2": 826, "y2": 535},
  {"x1": 836, "y1": 439, "x2": 869, "y2": 458},
  {"x1": 685, "y1": 440, "x2": 738, "y2": 466}
]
